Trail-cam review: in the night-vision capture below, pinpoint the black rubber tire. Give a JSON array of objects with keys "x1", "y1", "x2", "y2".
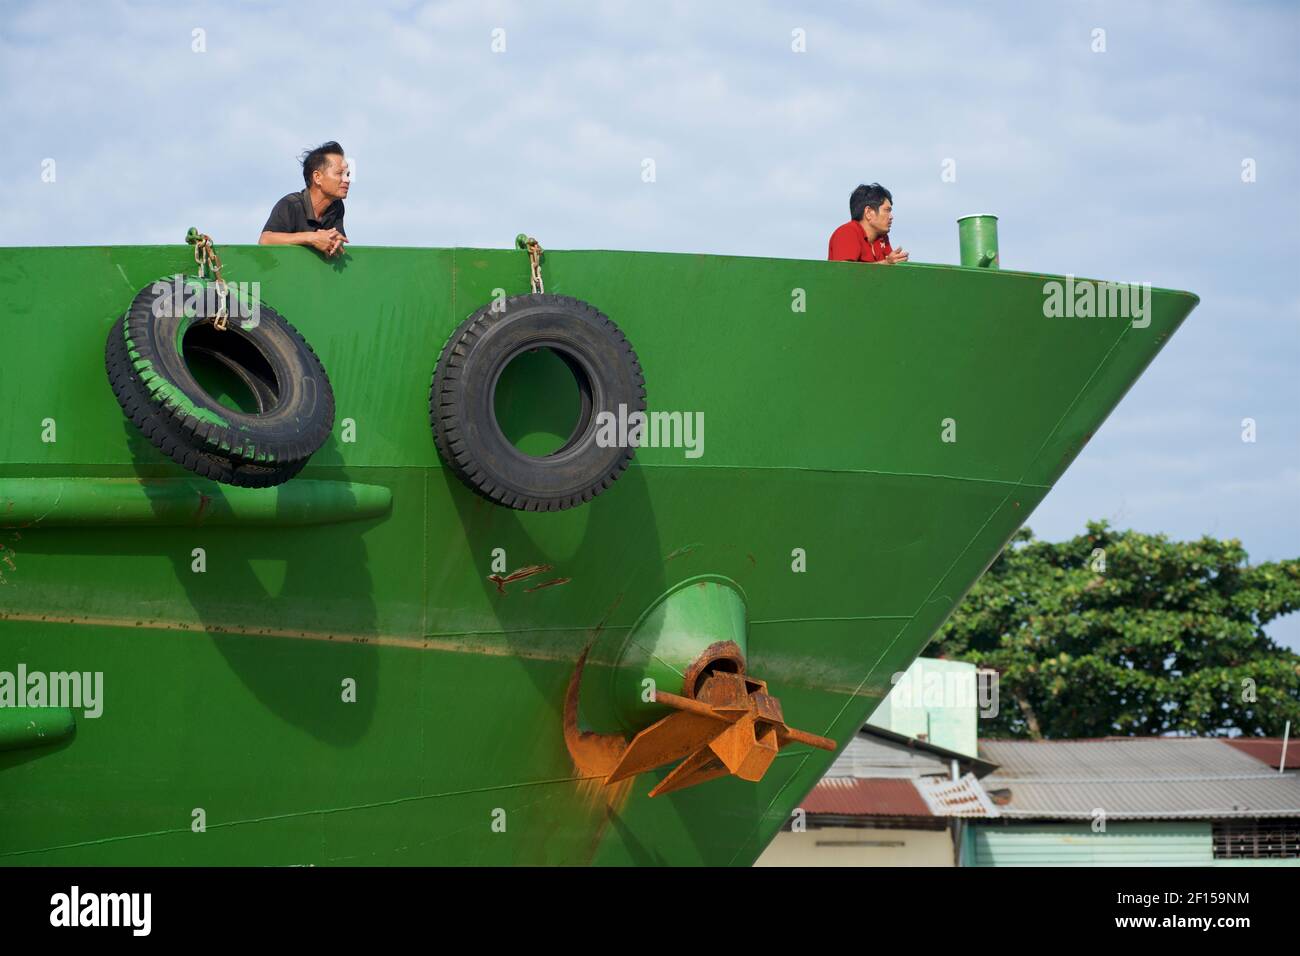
[
  {"x1": 122, "y1": 276, "x2": 334, "y2": 466},
  {"x1": 429, "y1": 293, "x2": 646, "y2": 511},
  {"x1": 106, "y1": 315, "x2": 307, "y2": 488}
]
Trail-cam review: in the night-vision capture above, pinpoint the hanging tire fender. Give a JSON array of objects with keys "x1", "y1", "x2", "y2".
[
  {"x1": 121, "y1": 276, "x2": 334, "y2": 465},
  {"x1": 105, "y1": 314, "x2": 307, "y2": 488},
  {"x1": 430, "y1": 293, "x2": 646, "y2": 511}
]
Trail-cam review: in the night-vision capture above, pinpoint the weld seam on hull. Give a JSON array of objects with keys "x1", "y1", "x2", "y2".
[
  {"x1": 750, "y1": 614, "x2": 912, "y2": 625},
  {"x1": 0, "y1": 772, "x2": 610, "y2": 861},
  {"x1": 0, "y1": 462, "x2": 1052, "y2": 490},
  {"x1": 1, "y1": 612, "x2": 916, "y2": 647}
]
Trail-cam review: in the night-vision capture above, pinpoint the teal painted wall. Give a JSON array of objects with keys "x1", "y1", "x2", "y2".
[{"x1": 966, "y1": 822, "x2": 1213, "y2": 866}]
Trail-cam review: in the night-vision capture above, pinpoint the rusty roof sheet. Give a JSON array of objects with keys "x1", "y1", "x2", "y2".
[
  {"x1": 801, "y1": 777, "x2": 933, "y2": 817},
  {"x1": 1224, "y1": 738, "x2": 1300, "y2": 770},
  {"x1": 978, "y1": 738, "x2": 1300, "y2": 819}
]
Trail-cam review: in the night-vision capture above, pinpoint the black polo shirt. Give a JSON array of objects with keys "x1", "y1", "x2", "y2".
[{"x1": 261, "y1": 188, "x2": 346, "y2": 236}]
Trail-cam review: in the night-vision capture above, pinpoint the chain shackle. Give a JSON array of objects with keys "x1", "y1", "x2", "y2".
[
  {"x1": 516, "y1": 233, "x2": 545, "y2": 294},
  {"x1": 186, "y1": 228, "x2": 230, "y2": 331}
]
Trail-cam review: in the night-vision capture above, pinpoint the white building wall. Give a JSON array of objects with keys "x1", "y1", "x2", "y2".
[{"x1": 755, "y1": 827, "x2": 955, "y2": 867}]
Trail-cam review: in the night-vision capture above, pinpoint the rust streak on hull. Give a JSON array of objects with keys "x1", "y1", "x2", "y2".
[{"x1": 487, "y1": 564, "x2": 554, "y2": 594}]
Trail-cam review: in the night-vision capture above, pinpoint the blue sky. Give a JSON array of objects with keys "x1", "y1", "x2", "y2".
[{"x1": 3, "y1": 1, "x2": 1297, "y2": 646}]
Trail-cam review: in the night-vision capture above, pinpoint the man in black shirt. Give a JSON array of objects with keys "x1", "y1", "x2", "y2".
[{"x1": 259, "y1": 141, "x2": 350, "y2": 257}]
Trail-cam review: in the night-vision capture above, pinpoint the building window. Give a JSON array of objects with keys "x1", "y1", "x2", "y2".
[{"x1": 1212, "y1": 819, "x2": 1300, "y2": 859}]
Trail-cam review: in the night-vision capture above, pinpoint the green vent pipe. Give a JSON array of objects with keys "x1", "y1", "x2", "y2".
[{"x1": 958, "y1": 214, "x2": 1000, "y2": 269}]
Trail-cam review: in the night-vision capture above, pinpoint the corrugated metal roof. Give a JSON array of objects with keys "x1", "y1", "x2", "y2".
[
  {"x1": 1224, "y1": 738, "x2": 1300, "y2": 770},
  {"x1": 826, "y1": 732, "x2": 952, "y2": 779},
  {"x1": 916, "y1": 773, "x2": 1000, "y2": 818},
  {"x1": 978, "y1": 738, "x2": 1300, "y2": 819},
  {"x1": 980, "y1": 737, "x2": 1271, "y2": 778},
  {"x1": 801, "y1": 777, "x2": 933, "y2": 817},
  {"x1": 859, "y1": 724, "x2": 1000, "y2": 777}
]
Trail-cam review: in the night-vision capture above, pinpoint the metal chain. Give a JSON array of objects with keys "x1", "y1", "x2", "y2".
[
  {"x1": 186, "y1": 228, "x2": 229, "y2": 330},
  {"x1": 524, "y1": 236, "x2": 544, "y2": 294},
  {"x1": 527, "y1": 239, "x2": 544, "y2": 293}
]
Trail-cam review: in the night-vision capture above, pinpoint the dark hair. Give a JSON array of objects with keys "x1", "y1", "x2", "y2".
[
  {"x1": 300, "y1": 141, "x2": 344, "y2": 187},
  {"x1": 850, "y1": 183, "x2": 892, "y2": 221}
]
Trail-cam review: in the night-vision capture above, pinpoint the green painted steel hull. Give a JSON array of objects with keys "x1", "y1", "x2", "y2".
[{"x1": 0, "y1": 245, "x2": 1197, "y2": 865}]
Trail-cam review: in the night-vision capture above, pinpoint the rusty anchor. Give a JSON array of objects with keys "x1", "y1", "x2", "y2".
[{"x1": 604, "y1": 646, "x2": 836, "y2": 798}]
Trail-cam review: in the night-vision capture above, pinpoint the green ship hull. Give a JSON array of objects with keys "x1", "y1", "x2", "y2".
[{"x1": 0, "y1": 245, "x2": 1197, "y2": 865}]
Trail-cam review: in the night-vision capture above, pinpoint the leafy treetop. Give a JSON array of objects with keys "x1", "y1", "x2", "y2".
[{"x1": 929, "y1": 521, "x2": 1300, "y2": 739}]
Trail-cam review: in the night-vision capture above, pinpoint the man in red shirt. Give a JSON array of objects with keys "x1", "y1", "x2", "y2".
[{"x1": 828, "y1": 183, "x2": 909, "y2": 264}]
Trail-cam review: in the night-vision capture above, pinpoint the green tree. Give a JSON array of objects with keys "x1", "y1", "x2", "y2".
[{"x1": 930, "y1": 521, "x2": 1300, "y2": 738}]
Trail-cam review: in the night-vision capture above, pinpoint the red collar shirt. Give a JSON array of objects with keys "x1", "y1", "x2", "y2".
[{"x1": 828, "y1": 221, "x2": 892, "y2": 262}]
